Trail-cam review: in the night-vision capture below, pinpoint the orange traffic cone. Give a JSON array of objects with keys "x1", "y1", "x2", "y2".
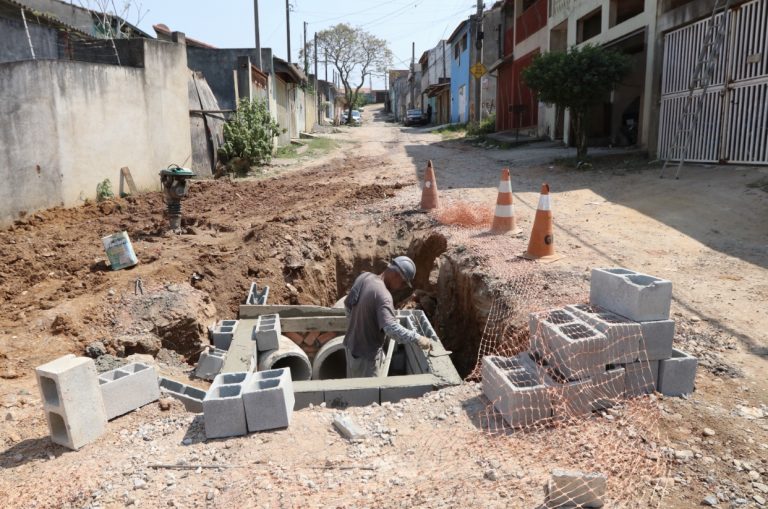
[
  {"x1": 522, "y1": 183, "x2": 564, "y2": 262},
  {"x1": 420, "y1": 160, "x2": 440, "y2": 210},
  {"x1": 490, "y1": 168, "x2": 520, "y2": 234}
]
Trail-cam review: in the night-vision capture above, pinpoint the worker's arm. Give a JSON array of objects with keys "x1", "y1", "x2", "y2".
[{"x1": 382, "y1": 322, "x2": 421, "y2": 345}]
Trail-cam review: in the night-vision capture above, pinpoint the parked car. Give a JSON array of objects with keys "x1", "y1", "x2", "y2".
[
  {"x1": 404, "y1": 109, "x2": 426, "y2": 126},
  {"x1": 346, "y1": 110, "x2": 362, "y2": 125}
]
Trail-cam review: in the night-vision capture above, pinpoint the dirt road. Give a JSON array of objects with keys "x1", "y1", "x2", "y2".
[{"x1": 0, "y1": 103, "x2": 766, "y2": 508}]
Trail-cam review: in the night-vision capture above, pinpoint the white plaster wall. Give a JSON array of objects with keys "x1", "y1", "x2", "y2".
[{"x1": 0, "y1": 39, "x2": 192, "y2": 224}]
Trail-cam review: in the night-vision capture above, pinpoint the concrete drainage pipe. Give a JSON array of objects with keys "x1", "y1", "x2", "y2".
[
  {"x1": 312, "y1": 336, "x2": 346, "y2": 380},
  {"x1": 257, "y1": 336, "x2": 312, "y2": 381}
]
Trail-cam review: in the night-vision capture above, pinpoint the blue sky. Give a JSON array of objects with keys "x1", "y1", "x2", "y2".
[{"x1": 135, "y1": 0, "x2": 477, "y2": 88}]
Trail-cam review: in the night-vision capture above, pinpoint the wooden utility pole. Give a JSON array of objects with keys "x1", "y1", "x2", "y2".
[
  {"x1": 410, "y1": 41, "x2": 415, "y2": 108},
  {"x1": 253, "y1": 0, "x2": 262, "y2": 69},
  {"x1": 285, "y1": 0, "x2": 291, "y2": 63},
  {"x1": 324, "y1": 48, "x2": 328, "y2": 82},
  {"x1": 314, "y1": 32, "x2": 319, "y2": 122},
  {"x1": 473, "y1": 0, "x2": 483, "y2": 123}
]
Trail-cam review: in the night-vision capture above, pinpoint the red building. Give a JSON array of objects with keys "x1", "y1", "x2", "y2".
[{"x1": 494, "y1": 0, "x2": 548, "y2": 133}]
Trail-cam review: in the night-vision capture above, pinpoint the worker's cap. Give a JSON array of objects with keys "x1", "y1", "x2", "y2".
[{"x1": 389, "y1": 256, "x2": 416, "y2": 287}]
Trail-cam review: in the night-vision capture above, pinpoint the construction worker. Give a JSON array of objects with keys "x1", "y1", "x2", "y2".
[{"x1": 343, "y1": 256, "x2": 432, "y2": 378}]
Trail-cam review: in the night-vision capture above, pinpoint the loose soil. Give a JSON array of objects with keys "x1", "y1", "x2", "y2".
[{"x1": 0, "y1": 104, "x2": 766, "y2": 508}]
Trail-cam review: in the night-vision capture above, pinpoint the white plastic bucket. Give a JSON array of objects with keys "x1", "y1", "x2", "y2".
[{"x1": 101, "y1": 231, "x2": 138, "y2": 271}]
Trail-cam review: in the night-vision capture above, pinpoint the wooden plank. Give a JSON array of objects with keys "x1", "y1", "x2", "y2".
[
  {"x1": 379, "y1": 339, "x2": 396, "y2": 378},
  {"x1": 280, "y1": 316, "x2": 348, "y2": 332},
  {"x1": 119, "y1": 167, "x2": 138, "y2": 195},
  {"x1": 238, "y1": 305, "x2": 345, "y2": 319}
]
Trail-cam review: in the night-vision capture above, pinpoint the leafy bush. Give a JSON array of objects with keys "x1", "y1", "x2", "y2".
[
  {"x1": 96, "y1": 179, "x2": 114, "y2": 201},
  {"x1": 218, "y1": 99, "x2": 283, "y2": 170},
  {"x1": 467, "y1": 114, "x2": 496, "y2": 136}
]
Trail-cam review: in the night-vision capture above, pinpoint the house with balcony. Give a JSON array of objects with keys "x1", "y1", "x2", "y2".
[{"x1": 419, "y1": 41, "x2": 451, "y2": 124}]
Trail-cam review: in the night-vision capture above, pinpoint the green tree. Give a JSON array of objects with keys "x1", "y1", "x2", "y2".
[
  {"x1": 218, "y1": 98, "x2": 283, "y2": 173},
  {"x1": 523, "y1": 44, "x2": 631, "y2": 159},
  {"x1": 313, "y1": 24, "x2": 392, "y2": 125}
]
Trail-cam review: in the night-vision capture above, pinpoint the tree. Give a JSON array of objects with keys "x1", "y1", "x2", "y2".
[
  {"x1": 523, "y1": 44, "x2": 631, "y2": 159},
  {"x1": 218, "y1": 99, "x2": 284, "y2": 174},
  {"x1": 313, "y1": 24, "x2": 392, "y2": 125}
]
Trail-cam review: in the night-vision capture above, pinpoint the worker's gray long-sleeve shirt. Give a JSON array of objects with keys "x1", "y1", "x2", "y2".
[{"x1": 343, "y1": 273, "x2": 420, "y2": 360}]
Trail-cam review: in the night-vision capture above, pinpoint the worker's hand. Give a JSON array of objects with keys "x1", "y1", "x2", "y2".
[{"x1": 417, "y1": 335, "x2": 432, "y2": 351}]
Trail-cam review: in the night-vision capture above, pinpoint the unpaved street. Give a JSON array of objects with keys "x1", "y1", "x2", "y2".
[{"x1": 1, "y1": 103, "x2": 766, "y2": 508}]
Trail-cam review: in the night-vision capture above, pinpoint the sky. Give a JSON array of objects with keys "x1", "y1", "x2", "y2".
[{"x1": 132, "y1": 0, "x2": 478, "y2": 89}]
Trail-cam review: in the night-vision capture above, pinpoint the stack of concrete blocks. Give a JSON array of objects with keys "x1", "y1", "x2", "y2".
[
  {"x1": 159, "y1": 377, "x2": 207, "y2": 413},
  {"x1": 203, "y1": 368, "x2": 294, "y2": 438},
  {"x1": 211, "y1": 320, "x2": 238, "y2": 350},
  {"x1": 35, "y1": 355, "x2": 107, "y2": 450},
  {"x1": 253, "y1": 314, "x2": 281, "y2": 351},
  {"x1": 243, "y1": 369, "x2": 294, "y2": 432},
  {"x1": 194, "y1": 347, "x2": 227, "y2": 381},
  {"x1": 246, "y1": 283, "x2": 270, "y2": 305},
  {"x1": 589, "y1": 267, "x2": 696, "y2": 397},
  {"x1": 98, "y1": 362, "x2": 161, "y2": 420}
]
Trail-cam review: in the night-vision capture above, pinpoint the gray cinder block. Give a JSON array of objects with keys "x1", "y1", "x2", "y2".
[
  {"x1": 566, "y1": 304, "x2": 642, "y2": 364},
  {"x1": 623, "y1": 360, "x2": 659, "y2": 397},
  {"x1": 98, "y1": 362, "x2": 160, "y2": 420},
  {"x1": 242, "y1": 368, "x2": 294, "y2": 432},
  {"x1": 590, "y1": 268, "x2": 672, "y2": 322},
  {"x1": 546, "y1": 469, "x2": 606, "y2": 508},
  {"x1": 195, "y1": 348, "x2": 227, "y2": 380},
  {"x1": 482, "y1": 353, "x2": 553, "y2": 428},
  {"x1": 589, "y1": 366, "x2": 626, "y2": 411},
  {"x1": 202, "y1": 372, "x2": 250, "y2": 438},
  {"x1": 323, "y1": 377, "x2": 381, "y2": 408},
  {"x1": 548, "y1": 375, "x2": 593, "y2": 418},
  {"x1": 211, "y1": 320, "x2": 239, "y2": 350},
  {"x1": 657, "y1": 349, "x2": 697, "y2": 396},
  {"x1": 246, "y1": 283, "x2": 270, "y2": 305},
  {"x1": 292, "y1": 381, "x2": 324, "y2": 409},
  {"x1": 36, "y1": 355, "x2": 107, "y2": 450},
  {"x1": 537, "y1": 315, "x2": 612, "y2": 381},
  {"x1": 253, "y1": 314, "x2": 281, "y2": 351},
  {"x1": 638, "y1": 319, "x2": 675, "y2": 361},
  {"x1": 159, "y1": 377, "x2": 207, "y2": 413}
]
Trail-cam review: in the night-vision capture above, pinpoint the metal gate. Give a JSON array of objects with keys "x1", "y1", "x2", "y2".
[{"x1": 658, "y1": 0, "x2": 768, "y2": 164}]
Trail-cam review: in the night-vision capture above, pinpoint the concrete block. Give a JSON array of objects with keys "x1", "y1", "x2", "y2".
[
  {"x1": 536, "y1": 313, "x2": 612, "y2": 381},
  {"x1": 482, "y1": 353, "x2": 553, "y2": 428},
  {"x1": 623, "y1": 360, "x2": 659, "y2": 397},
  {"x1": 638, "y1": 319, "x2": 675, "y2": 361},
  {"x1": 202, "y1": 372, "x2": 250, "y2": 438},
  {"x1": 379, "y1": 374, "x2": 434, "y2": 403},
  {"x1": 212, "y1": 320, "x2": 239, "y2": 350},
  {"x1": 548, "y1": 375, "x2": 594, "y2": 418},
  {"x1": 159, "y1": 377, "x2": 207, "y2": 413},
  {"x1": 292, "y1": 381, "x2": 324, "y2": 409},
  {"x1": 322, "y1": 377, "x2": 381, "y2": 408},
  {"x1": 246, "y1": 282, "x2": 270, "y2": 305},
  {"x1": 242, "y1": 368, "x2": 294, "y2": 432},
  {"x1": 590, "y1": 268, "x2": 672, "y2": 322},
  {"x1": 566, "y1": 304, "x2": 642, "y2": 363},
  {"x1": 253, "y1": 314, "x2": 281, "y2": 351},
  {"x1": 546, "y1": 469, "x2": 606, "y2": 508},
  {"x1": 657, "y1": 349, "x2": 697, "y2": 396},
  {"x1": 98, "y1": 362, "x2": 160, "y2": 420},
  {"x1": 194, "y1": 347, "x2": 227, "y2": 380},
  {"x1": 529, "y1": 308, "x2": 577, "y2": 360},
  {"x1": 35, "y1": 355, "x2": 107, "y2": 450},
  {"x1": 589, "y1": 366, "x2": 626, "y2": 411}
]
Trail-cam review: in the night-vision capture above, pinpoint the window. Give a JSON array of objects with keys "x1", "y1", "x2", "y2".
[
  {"x1": 454, "y1": 42, "x2": 460, "y2": 60},
  {"x1": 577, "y1": 7, "x2": 602, "y2": 43},
  {"x1": 461, "y1": 34, "x2": 468, "y2": 52},
  {"x1": 609, "y1": 0, "x2": 643, "y2": 27}
]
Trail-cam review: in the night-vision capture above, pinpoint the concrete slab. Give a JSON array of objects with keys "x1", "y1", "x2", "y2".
[
  {"x1": 546, "y1": 469, "x2": 606, "y2": 508},
  {"x1": 292, "y1": 381, "x2": 324, "y2": 409},
  {"x1": 379, "y1": 374, "x2": 435, "y2": 403},
  {"x1": 221, "y1": 319, "x2": 258, "y2": 373},
  {"x1": 322, "y1": 377, "x2": 381, "y2": 408},
  {"x1": 590, "y1": 268, "x2": 672, "y2": 322},
  {"x1": 35, "y1": 355, "x2": 107, "y2": 450},
  {"x1": 98, "y1": 362, "x2": 160, "y2": 420}
]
